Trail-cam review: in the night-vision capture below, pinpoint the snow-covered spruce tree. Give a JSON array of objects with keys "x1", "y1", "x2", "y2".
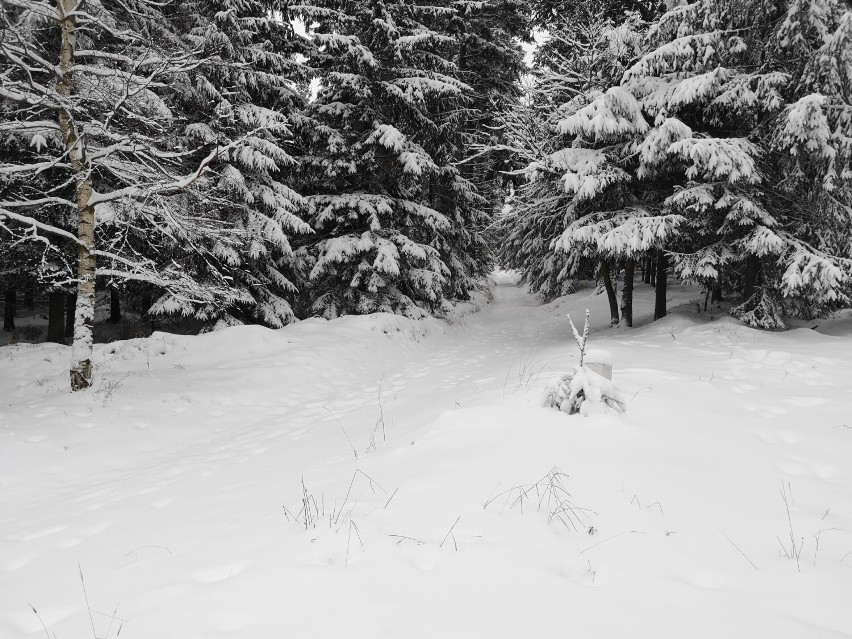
[
  {"x1": 522, "y1": 0, "x2": 851, "y2": 328},
  {"x1": 0, "y1": 1, "x2": 264, "y2": 389},
  {"x1": 617, "y1": 0, "x2": 852, "y2": 327},
  {"x1": 448, "y1": 0, "x2": 530, "y2": 243},
  {"x1": 766, "y1": 1, "x2": 852, "y2": 320},
  {"x1": 162, "y1": 1, "x2": 312, "y2": 328},
  {"x1": 291, "y1": 1, "x2": 485, "y2": 318},
  {"x1": 497, "y1": 2, "x2": 650, "y2": 311}
]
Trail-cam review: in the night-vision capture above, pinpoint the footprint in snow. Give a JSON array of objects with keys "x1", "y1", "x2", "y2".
[{"x1": 192, "y1": 562, "x2": 246, "y2": 583}]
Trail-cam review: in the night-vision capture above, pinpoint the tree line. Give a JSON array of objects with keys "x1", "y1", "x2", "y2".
[
  {"x1": 498, "y1": 0, "x2": 852, "y2": 329},
  {"x1": 1, "y1": 0, "x2": 526, "y2": 389},
  {"x1": 1, "y1": 0, "x2": 850, "y2": 391}
]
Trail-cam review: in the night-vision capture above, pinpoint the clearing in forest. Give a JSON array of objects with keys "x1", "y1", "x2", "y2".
[{"x1": 1, "y1": 280, "x2": 851, "y2": 639}]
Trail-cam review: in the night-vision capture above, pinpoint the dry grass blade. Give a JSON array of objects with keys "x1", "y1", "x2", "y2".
[{"x1": 440, "y1": 516, "x2": 461, "y2": 550}]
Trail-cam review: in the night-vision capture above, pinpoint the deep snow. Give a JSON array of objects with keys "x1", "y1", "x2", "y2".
[{"x1": 2, "y1": 279, "x2": 851, "y2": 638}]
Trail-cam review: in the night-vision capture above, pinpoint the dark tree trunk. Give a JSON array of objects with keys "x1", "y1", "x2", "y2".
[
  {"x1": 65, "y1": 292, "x2": 76, "y2": 339},
  {"x1": 621, "y1": 258, "x2": 635, "y2": 327},
  {"x1": 601, "y1": 262, "x2": 620, "y2": 326},
  {"x1": 140, "y1": 291, "x2": 153, "y2": 315},
  {"x1": 649, "y1": 258, "x2": 657, "y2": 287},
  {"x1": 23, "y1": 283, "x2": 34, "y2": 310},
  {"x1": 47, "y1": 291, "x2": 66, "y2": 343},
  {"x1": 711, "y1": 282, "x2": 723, "y2": 305},
  {"x1": 654, "y1": 250, "x2": 668, "y2": 320},
  {"x1": 742, "y1": 256, "x2": 760, "y2": 302},
  {"x1": 110, "y1": 287, "x2": 121, "y2": 324},
  {"x1": 3, "y1": 288, "x2": 15, "y2": 331}
]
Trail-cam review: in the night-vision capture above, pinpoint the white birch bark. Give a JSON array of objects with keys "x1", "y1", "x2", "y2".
[{"x1": 55, "y1": 0, "x2": 96, "y2": 390}]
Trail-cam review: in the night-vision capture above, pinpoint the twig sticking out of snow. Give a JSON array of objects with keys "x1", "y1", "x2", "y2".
[
  {"x1": 546, "y1": 310, "x2": 625, "y2": 416},
  {"x1": 28, "y1": 605, "x2": 51, "y2": 639},
  {"x1": 567, "y1": 310, "x2": 590, "y2": 366},
  {"x1": 79, "y1": 564, "x2": 98, "y2": 639},
  {"x1": 715, "y1": 526, "x2": 759, "y2": 571},
  {"x1": 777, "y1": 481, "x2": 804, "y2": 571},
  {"x1": 345, "y1": 520, "x2": 364, "y2": 568},
  {"x1": 581, "y1": 530, "x2": 645, "y2": 554}
]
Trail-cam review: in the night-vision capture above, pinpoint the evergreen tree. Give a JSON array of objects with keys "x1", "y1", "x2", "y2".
[
  {"x1": 450, "y1": 0, "x2": 530, "y2": 223},
  {"x1": 619, "y1": 0, "x2": 852, "y2": 327},
  {"x1": 496, "y1": 3, "x2": 647, "y2": 305},
  {"x1": 164, "y1": 0, "x2": 312, "y2": 328},
  {"x1": 292, "y1": 0, "x2": 485, "y2": 318},
  {"x1": 508, "y1": 0, "x2": 852, "y2": 328}
]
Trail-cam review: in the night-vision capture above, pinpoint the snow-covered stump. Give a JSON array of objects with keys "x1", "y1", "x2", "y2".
[
  {"x1": 544, "y1": 312, "x2": 626, "y2": 416},
  {"x1": 584, "y1": 349, "x2": 612, "y2": 380}
]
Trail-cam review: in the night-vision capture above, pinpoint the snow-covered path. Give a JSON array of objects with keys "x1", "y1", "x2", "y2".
[{"x1": 2, "y1": 282, "x2": 851, "y2": 639}]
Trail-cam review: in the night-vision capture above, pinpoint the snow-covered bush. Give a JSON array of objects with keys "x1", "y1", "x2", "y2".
[{"x1": 544, "y1": 311, "x2": 626, "y2": 416}]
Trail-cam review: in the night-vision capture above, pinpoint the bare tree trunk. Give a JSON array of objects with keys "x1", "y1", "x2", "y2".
[
  {"x1": 110, "y1": 287, "x2": 121, "y2": 324},
  {"x1": 621, "y1": 258, "x2": 635, "y2": 327},
  {"x1": 56, "y1": 0, "x2": 96, "y2": 390},
  {"x1": 48, "y1": 291, "x2": 66, "y2": 343},
  {"x1": 742, "y1": 255, "x2": 760, "y2": 302},
  {"x1": 23, "y1": 283, "x2": 34, "y2": 310},
  {"x1": 711, "y1": 282, "x2": 722, "y2": 306},
  {"x1": 65, "y1": 292, "x2": 76, "y2": 340},
  {"x1": 601, "y1": 262, "x2": 619, "y2": 326},
  {"x1": 3, "y1": 288, "x2": 15, "y2": 331},
  {"x1": 654, "y1": 250, "x2": 668, "y2": 320}
]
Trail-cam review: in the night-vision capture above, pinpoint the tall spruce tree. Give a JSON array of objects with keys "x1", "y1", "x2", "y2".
[
  {"x1": 292, "y1": 0, "x2": 485, "y2": 318},
  {"x1": 496, "y1": 2, "x2": 647, "y2": 308},
  {"x1": 450, "y1": 0, "x2": 530, "y2": 232},
  {"x1": 163, "y1": 1, "x2": 312, "y2": 328}
]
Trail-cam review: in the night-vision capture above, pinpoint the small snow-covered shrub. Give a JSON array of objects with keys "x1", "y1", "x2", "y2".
[
  {"x1": 545, "y1": 366, "x2": 626, "y2": 416},
  {"x1": 544, "y1": 311, "x2": 626, "y2": 416}
]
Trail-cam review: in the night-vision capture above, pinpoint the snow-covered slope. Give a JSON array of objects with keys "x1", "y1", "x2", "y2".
[{"x1": 2, "y1": 281, "x2": 851, "y2": 638}]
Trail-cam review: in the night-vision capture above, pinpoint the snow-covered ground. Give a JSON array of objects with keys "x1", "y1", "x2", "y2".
[{"x1": 2, "y1": 280, "x2": 851, "y2": 639}]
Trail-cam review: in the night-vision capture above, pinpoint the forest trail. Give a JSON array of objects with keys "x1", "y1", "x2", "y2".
[{"x1": 2, "y1": 282, "x2": 852, "y2": 639}]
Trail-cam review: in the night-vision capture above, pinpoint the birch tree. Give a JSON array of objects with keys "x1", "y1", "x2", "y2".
[{"x1": 0, "y1": 1, "x2": 267, "y2": 389}]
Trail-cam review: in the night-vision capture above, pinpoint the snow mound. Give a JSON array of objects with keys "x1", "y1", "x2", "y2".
[
  {"x1": 489, "y1": 269, "x2": 524, "y2": 286},
  {"x1": 544, "y1": 365, "x2": 626, "y2": 416},
  {"x1": 334, "y1": 313, "x2": 445, "y2": 342}
]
